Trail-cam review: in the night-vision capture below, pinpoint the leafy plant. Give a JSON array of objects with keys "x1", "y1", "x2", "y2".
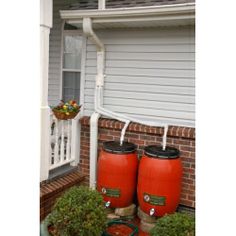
[
  {"x1": 48, "y1": 186, "x2": 107, "y2": 236},
  {"x1": 150, "y1": 212, "x2": 195, "y2": 236}
]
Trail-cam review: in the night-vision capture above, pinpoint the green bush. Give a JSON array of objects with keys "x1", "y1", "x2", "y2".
[
  {"x1": 48, "y1": 186, "x2": 107, "y2": 236},
  {"x1": 150, "y1": 212, "x2": 195, "y2": 236}
]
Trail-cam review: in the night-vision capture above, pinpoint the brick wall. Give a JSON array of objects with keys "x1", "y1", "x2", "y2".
[
  {"x1": 40, "y1": 172, "x2": 86, "y2": 221},
  {"x1": 79, "y1": 116, "x2": 195, "y2": 209}
]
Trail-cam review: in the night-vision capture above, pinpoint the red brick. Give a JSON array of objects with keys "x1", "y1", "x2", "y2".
[
  {"x1": 180, "y1": 199, "x2": 193, "y2": 206},
  {"x1": 99, "y1": 134, "x2": 114, "y2": 140},
  {"x1": 190, "y1": 174, "x2": 195, "y2": 180},
  {"x1": 181, "y1": 157, "x2": 194, "y2": 163},
  {"x1": 183, "y1": 173, "x2": 190, "y2": 178},
  {"x1": 181, "y1": 127, "x2": 189, "y2": 137},
  {"x1": 109, "y1": 130, "x2": 121, "y2": 137},
  {"x1": 183, "y1": 168, "x2": 195, "y2": 174},
  {"x1": 140, "y1": 134, "x2": 155, "y2": 141},
  {"x1": 181, "y1": 183, "x2": 190, "y2": 190},
  {"x1": 177, "y1": 127, "x2": 183, "y2": 137},
  {"x1": 144, "y1": 141, "x2": 158, "y2": 146},
  {"x1": 182, "y1": 162, "x2": 191, "y2": 168},
  {"x1": 125, "y1": 132, "x2": 139, "y2": 139},
  {"x1": 127, "y1": 123, "x2": 134, "y2": 131},
  {"x1": 189, "y1": 185, "x2": 195, "y2": 191},
  {"x1": 155, "y1": 136, "x2": 163, "y2": 143},
  {"x1": 182, "y1": 178, "x2": 194, "y2": 185},
  {"x1": 183, "y1": 189, "x2": 195, "y2": 195},
  {"x1": 180, "y1": 151, "x2": 191, "y2": 158},
  {"x1": 180, "y1": 145, "x2": 195, "y2": 152},
  {"x1": 81, "y1": 159, "x2": 89, "y2": 165},
  {"x1": 188, "y1": 195, "x2": 195, "y2": 201},
  {"x1": 191, "y1": 164, "x2": 195, "y2": 169},
  {"x1": 81, "y1": 140, "x2": 90, "y2": 146},
  {"x1": 168, "y1": 126, "x2": 174, "y2": 136},
  {"x1": 190, "y1": 140, "x2": 195, "y2": 146},
  {"x1": 148, "y1": 127, "x2": 155, "y2": 134},
  {"x1": 128, "y1": 138, "x2": 144, "y2": 145},
  {"x1": 173, "y1": 139, "x2": 191, "y2": 146},
  {"x1": 190, "y1": 152, "x2": 195, "y2": 158},
  {"x1": 81, "y1": 150, "x2": 89, "y2": 156}
]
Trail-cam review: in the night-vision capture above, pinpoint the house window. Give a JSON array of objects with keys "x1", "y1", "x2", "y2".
[{"x1": 62, "y1": 32, "x2": 83, "y2": 103}]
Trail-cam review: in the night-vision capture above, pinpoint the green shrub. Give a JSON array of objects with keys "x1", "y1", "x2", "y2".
[
  {"x1": 150, "y1": 212, "x2": 195, "y2": 236},
  {"x1": 48, "y1": 186, "x2": 107, "y2": 236}
]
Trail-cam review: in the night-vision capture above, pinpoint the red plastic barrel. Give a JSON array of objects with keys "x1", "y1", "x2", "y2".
[
  {"x1": 97, "y1": 141, "x2": 138, "y2": 208},
  {"x1": 137, "y1": 145, "x2": 182, "y2": 217}
]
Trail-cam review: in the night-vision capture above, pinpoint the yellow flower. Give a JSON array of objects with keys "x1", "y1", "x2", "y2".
[{"x1": 63, "y1": 105, "x2": 67, "y2": 110}]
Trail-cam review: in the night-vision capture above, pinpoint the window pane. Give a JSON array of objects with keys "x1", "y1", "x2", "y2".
[
  {"x1": 63, "y1": 35, "x2": 82, "y2": 70},
  {"x1": 63, "y1": 72, "x2": 81, "y2": 103}
]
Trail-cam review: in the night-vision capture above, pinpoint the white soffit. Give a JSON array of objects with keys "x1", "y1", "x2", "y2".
[{"x1": 60, "y1": 3, "x2": 195, "y2": 29}]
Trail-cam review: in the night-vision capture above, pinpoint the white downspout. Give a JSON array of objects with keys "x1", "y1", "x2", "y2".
[
  {"x1": 98, "y1": 0, "x2": 106, "y2": 10},
  {"x1": 89, "y1": 112, "x2": 100, "y2": 189},
  {"x1": 83, "y1": 18, "x2": 104, "y2": 189},
  {"x1": 83, "y1": 17, "x2": 169, "y2": 189}
]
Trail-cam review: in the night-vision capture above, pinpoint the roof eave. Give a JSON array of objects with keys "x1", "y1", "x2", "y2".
[{"x1": 60, "y1": 3, "x2": 195, "y2": 28}]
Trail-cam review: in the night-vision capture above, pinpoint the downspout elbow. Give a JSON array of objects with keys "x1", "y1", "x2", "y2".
[{"x1": 83, "y1": 17, "x2": 104, "y2": 52}]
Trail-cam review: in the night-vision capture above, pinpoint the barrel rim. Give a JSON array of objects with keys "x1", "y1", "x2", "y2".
[
  {"x1": 144, "y1": 145, "x2": 180, "y2": 159},
  {"x1": 103, "y1": 141, "x2": 137, "y2": 154}
]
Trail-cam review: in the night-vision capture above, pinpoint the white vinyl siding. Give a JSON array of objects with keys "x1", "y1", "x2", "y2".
[
  {"x1": 83, "y1": 27, "x2": 195, "y2": 127},
  {"x1": 48, "y1": 0, "x2": 69, "y2": 105}
]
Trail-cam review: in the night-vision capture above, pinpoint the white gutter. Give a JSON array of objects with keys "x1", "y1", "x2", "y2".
[
  {"x1": 61, "y1": 3, "x2": 195, "y2": 28},
  {"x1": 83, "y1": 17, "x2": 169, "y2": 189},
  {"x1": 61, "y1": 3, "x2": 195, "y2": 20}
]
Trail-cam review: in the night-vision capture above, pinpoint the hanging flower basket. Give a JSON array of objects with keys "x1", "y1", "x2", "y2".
[{"x1": 51, "y1": 100, "x2": 81, "y2": 120}]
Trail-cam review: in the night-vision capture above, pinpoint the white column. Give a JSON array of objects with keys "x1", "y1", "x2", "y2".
[{"x1": 40, "y1": 0, "x2": 53, "y2": 181}]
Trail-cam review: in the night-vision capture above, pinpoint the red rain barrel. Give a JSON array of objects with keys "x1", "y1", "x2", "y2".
[
  {"x1": 97, "y1": 141, "x2": 138, "y2": 208},
  {"x1": 137, "y1": 145, "x2": 182, "y2": 217}
]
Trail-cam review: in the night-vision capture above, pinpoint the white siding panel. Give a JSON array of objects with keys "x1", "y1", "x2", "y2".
[
  {"x1": 86, "y1": 59, "x2": 195, "y2": 70},
  {"x1": 85, "y1": 95, "x2": 195, "y2": 112},
  {"x1": 87, "y1": 51, "x2": 195, "y2": 61},
  {"x1": 85, "y1": 89, "x2": 194, "y2": 104},
  {"x1": 86, "y1": 75, "x2": 195, "y2": 87},
  {"x1": 87, "y1": 44, "x2": 195, "y2": 53},
  {"x1": 85, "y1": 81, "x2": 194, "y2": 95},
  {"x1": 86, "y1": 67, "x2": 194, "y2": 78},
  {"x1": 84, "y1": 27, "x2": 195, "y2": 127},
  {"x1": 48, "y1": 0, "x2": 69, "y2": 105}
]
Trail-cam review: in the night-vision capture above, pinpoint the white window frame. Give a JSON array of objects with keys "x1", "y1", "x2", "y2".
[{"x1": 60, "y1": 21, "x2": 86, "y2": 115}]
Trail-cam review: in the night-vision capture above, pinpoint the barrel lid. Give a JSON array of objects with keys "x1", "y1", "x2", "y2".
[
  {"x1": 103, "y1": 141, "x2": 136, "y2": 154},
  {"x1": 144, "y1": 145, "x2": 180, "y2": 159}
]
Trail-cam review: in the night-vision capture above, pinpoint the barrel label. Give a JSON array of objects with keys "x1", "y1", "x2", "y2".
[
  {"x1": 102, "y1": 187, "x2": 120, "y2": 198},
  {"x1": 143, "y1": 193, "x2": 166, "y2": 206}
]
